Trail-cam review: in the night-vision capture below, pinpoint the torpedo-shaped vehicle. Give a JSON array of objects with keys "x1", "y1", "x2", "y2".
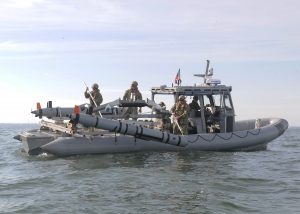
[{"x1": 14, "y1": 60, "x2": 288, "y2": 156}]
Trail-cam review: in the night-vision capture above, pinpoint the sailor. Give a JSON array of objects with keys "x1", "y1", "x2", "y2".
[
  {"x1": 156, "y1": 102, "x2": 171, "y2": 132},
  {"x1": 189, "y1": 96, "x2": 201, "y2": 117},
  {"x1": 84, "y1": 83, "x2": 103, "y2": 115},
  {"x1": 123, "y1": 81, "x2": 142, "y2": 101},
  {"x1": 122, "y1": 81, "x2": 143, "y2": 120},
  {"x1": 171, "y1": 95, "x2": 190, "y2": 135}
]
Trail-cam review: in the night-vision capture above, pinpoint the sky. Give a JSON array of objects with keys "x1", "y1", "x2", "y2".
[{"x1": 0, "y1": 0, "x2": 299, "y2": 126}]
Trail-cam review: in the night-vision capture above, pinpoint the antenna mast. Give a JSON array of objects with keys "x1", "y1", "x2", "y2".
[{"x1": 194, "y1": 60, "x2": 220, "y2": 86}]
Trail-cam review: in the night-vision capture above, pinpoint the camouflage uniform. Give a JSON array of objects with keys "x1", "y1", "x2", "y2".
[
  {"x1": 122, "y1": 81, "x2": 142, "y2": 120},
  {"x1": 156, "y1": 102, "x2": 171, "y2": 132},
  {"x1": 158, "y1": 116, "x2": 172, "y2": 132},
  {"x1": 189, "y1": 96, "x2": 201, "y2": 117},
  {"x1": 85, "y1": 89, "x2": 103, "y2": 107},
  {"x1": 189, "y1": 100, "x2": 200, "y2": 111},
  {"x1": 84, "y1": 84, "x2": 103, "y2": 115},
  {"x1": 123, "y1": 89, "x2": 142, "y2": 101},
  {"x1": 171, "y1": 97, "x2": 190, "y2": 135}
]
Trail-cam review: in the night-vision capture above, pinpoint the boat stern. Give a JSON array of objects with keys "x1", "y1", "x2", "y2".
[{"x1": 18, "y1": 130, "x2": 55, "y2": 155}]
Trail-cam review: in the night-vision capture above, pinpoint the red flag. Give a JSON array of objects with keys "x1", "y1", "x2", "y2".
[{"x1": 175, "y1": 69, "x2": 181, "y2": 85}]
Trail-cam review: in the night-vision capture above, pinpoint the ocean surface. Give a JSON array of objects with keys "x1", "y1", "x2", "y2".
[{"x1": 0, "y1": 124, "x2": 299, "y2": 214}]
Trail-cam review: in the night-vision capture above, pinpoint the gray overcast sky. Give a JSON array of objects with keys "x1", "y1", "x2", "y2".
[{"x1": 0, "y1": 0, "x2": 299, "y2": 125}]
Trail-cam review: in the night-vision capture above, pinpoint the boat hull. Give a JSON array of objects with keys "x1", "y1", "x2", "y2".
[{"x1": 33, "y1": 118, "x2": 288, "y2": 156}]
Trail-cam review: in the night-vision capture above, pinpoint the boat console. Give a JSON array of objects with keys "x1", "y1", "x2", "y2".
[{"x1": 151, "y1": 60, "x2": 235, "y2": 134}]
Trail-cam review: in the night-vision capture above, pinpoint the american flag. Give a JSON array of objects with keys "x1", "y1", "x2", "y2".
[{"x1": 175, "y1": 69, "x2": 181, "y2": 85}]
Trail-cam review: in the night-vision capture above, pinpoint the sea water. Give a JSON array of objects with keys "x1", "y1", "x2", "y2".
[{"x1": 0, "y1": 124, "x2": 299, "y2": 214}]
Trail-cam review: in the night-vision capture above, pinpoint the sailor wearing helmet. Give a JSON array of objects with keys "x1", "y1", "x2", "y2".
[
  {"x1": 123, "y1": 81, "x2": 142, "y2": 101},
  {"x1": 171, "y1": 95, "x2": 190, "y2": 135},
  {"x1": 156, "y1": 101, "x2": 172, "y2": 132},
  {"x1": 122, "y1": 81, "x2": 143, "y2": 120},
  {"x1": 84, "y1": 83, "x2": 103, "y2": 115}
]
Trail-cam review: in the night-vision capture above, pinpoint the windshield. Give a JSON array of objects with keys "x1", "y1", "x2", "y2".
[{"x1": 224, "y1": 94, "x2": 233, "y2": 110}]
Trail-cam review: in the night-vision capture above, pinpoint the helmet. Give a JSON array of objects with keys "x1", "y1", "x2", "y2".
[
  {"x1": 92, "y1": 83, "x2": 99, "y2": 89},
  {"x1": 131, "y1": 81, "x2": 138, "y2": 87},
  {"x1": 159, "y1": 101, "x2": 165, "y2": 107},
  {"x1": 179, "y1": 95, "x2": 186, "y2": 101}
]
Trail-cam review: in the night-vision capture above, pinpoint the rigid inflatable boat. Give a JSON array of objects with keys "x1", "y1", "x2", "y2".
[{"x1": 14, "y1": 60, "x2": 288, "y2": 156}]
